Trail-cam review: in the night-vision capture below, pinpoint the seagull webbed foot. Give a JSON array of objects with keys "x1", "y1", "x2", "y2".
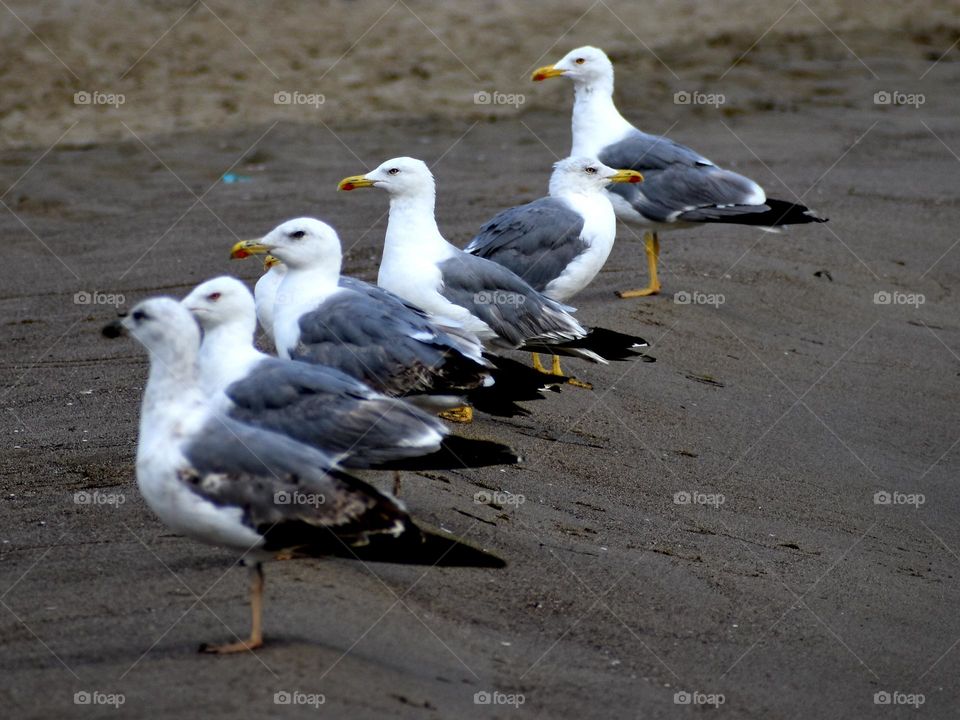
[{"x1": 438, "y1": 405, "x2": 474, "y2": 423}]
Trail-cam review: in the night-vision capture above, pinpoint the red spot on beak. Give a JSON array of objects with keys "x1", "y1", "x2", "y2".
[
  {"x1": 341, "y1": 182, "x2": 355, "y2": 191},
  {"x1": 628, "y1": 174, "x2": 642, "y2": 184},
  {"x1": 233, "y1": 249, "x2": 249, "y2": 259}
]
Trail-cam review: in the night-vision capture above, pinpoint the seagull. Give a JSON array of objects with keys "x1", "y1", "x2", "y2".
[
  {"x1": 227, "y1": 244, "x2": 284, "y2": 340},
  {"x1": 532, "y1": 46, "x2": 827, "y2": 298},
  {"x1": 255, "y1": 255, "x2": 285, "y2": 339},
  {"x1": 181, "y1": 276, "x2": 520, "y2": 471},
  {"x1": 465, "y1": 156, "x2": 643, "y2": 302},
  {"x1": 103, "y1": 297, "x2": 504, "y2": 654},
  {"x1": 338, "y1": 157, "x2": 651, "y2": 381},
  {"x1": 230, "y1": 218, "x2": 556, "y2": 422}
]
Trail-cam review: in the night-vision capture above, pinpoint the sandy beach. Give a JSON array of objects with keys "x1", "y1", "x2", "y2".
[{"x1": 1, "y1": 1, "x2": 958, "y2": 718}]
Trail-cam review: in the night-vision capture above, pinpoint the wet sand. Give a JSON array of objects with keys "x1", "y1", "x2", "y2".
[{"x1": 1, "y1": 6, "x2": 959, "y2": 720}]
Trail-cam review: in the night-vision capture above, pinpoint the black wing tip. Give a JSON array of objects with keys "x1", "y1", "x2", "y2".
[
  {"x1": 554, "y1": 327, "x2": 652, "y2": 361},
  {"x1": 766, "y1": 198, "x2": 828, "y2": 225}
]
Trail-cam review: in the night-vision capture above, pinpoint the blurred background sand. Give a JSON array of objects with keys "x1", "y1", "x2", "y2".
[
  {"x1": 2, "y1": 0, "x2": 957, "y2": 148},
  {"x1": 2, "y1": 3, "x2": 959, "y2": 718}
]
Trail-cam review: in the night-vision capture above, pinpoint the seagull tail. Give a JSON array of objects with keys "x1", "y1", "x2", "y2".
[
  {"x1": 532, "y1": 327, "x2": 655, "y2": 364},
  {"x1": 447, "y1": 354, "x2": 562, "y2": 417},
  {"x1": 679, "y1": 198, "x2": 828, "y2": 226},
  {"x1": 374, "y1": 436, "x2": 521, "y2": 471}
]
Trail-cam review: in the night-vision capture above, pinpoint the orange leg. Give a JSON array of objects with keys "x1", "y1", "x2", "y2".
[
  {"x1": 617, "y1": 232, "x2": 661, "y2": 298},
  {"x1": 200, "y1": 563, "x2": 264, "y2": 654}
]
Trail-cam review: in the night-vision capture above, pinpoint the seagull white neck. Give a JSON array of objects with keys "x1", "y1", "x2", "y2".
[
  {"x1": 197, "y1": 322, "x2": 264, "y2": 395},
  {"x1": 381, "y1": 194, "x2": 452, "y2": 278},
  {"x1": 272, "y1": 264, "x2": 342, "y2": 359},
  {"x1": 280, "y1": 263, "x2": 340, "y2": 307},
  {"x1": 570, "y1": 81, "x2": 634, "y2": 156},
  {"x1": 140, "y1": 342, "x2": 206, "y2": 448}
]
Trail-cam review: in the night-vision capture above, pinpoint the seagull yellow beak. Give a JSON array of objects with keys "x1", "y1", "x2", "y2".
[
  {"x1": 609, "y1": 169, "x2": 644, "y2": 184},
  {"x1": 531, "y1": 65, "x2": 565, "y2": 82},
  {"x1": 338, "y1": 175, "x2": 375, "y2": 191},
  {"x1": 230, "y1": 239, "x2": 269, "y2": 259},
  {"x1": 263, "y1": 255, "x2": 282, "y2": 271}
]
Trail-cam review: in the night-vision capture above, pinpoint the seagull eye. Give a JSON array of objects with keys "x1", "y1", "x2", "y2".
[
  {"x1": 132, "y1": 310, "x2": 149, "y2": 322},
  {"x1": 575, "y1": 57, "x2": 585, "y2": 65},
  {"x1": 387, "y1": 168, "x2": 400, "y2": 175},
  {"x1": 207, "y1": 292, "x2": 221, "y2": 301},
  {"x1": 289, "y1": 230, "x2": 306, "y2": 239},
  {"x1": 585, "y1": 167, "x2": 597, "y2": 174}
]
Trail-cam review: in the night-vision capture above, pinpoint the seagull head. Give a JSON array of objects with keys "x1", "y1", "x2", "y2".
[
  {"x1": 230, "y1": 217, "x2": 342, "y2": 270},
  {"x1": 532, "y1": 46, "x2": 614, "y2": 88},
  {"x1": 103, "y1": 297, "x2": 200, "y2": 362},
  {"x1": 338, "y1": 157, "x2": 435, "y2": 200},
  {"x1": 549, "y1": 156, "x2": 642, "y2": 196},
  {"x1": 181, "y1": 276, "x2": 256, "y2": 334}
]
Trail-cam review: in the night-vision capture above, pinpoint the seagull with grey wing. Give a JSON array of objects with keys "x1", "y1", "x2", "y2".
[
  {"x1": 338, "y1": 157, "x2": 651, "y2": 384},
  {"x1": 103, "y1": 297, "x2": 504, "y2": 654},
  {"x1": 180, "y1": 275, "x2": 520, "y2": 473},
  {"x1": 532, "y1": 46, "x2": 827, "y2": 298},
  {"x1": 465, "y1": 157, "x2": 642, "y2": 302},
  {"x1": 230, "y1": 218, "x2": 556, "y2": 422}
]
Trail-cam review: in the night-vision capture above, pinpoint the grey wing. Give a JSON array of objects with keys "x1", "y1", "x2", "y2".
[
  {"x1": 607, "y1": 164, "x2": 767, "y2": 223},
  {"x1": 224, "y1": 358, "x2": 446, "y2": 467},
  {"x1": 465, "y1": 197, "x2": 587, "y2": 293},
  {"x1": 181, "y1": 416, "x2": 410, "y2": 553},
  {"x1": 339, "y1": 278, "x2": 486, "y2": 362},
  {"x1": 293, "y1": 284, "x2": 488, "y2": 397},
  {"x1": 599, "y1": 130, "x2": 766, "y2": 223},
  {"x1": 598, "y1": 129, "x2": 715, "y2": 172},
  {"x1": 437, "y1": 253, "x2": 584, "y2": 347}
]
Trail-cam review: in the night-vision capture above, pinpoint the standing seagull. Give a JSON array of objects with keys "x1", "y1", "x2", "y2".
[
  {"x1": 230, "y1": 218, "x2": 554, "y2": 421},
  {"x1": 181, "y1": 276, "x2": 520, "y2": 470},
  {"x1": 338, "y1": 157, "x2": 650, "y2": 381},
  {"x1": 465, "y1": 156, "x2": 642, "y2": 301},
  {"x1": 103, "y1": 297, "x2": 503, "y2": 653},
  {"x1": 532, "y1": 46, "x2": 826, "y2": 298}
]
